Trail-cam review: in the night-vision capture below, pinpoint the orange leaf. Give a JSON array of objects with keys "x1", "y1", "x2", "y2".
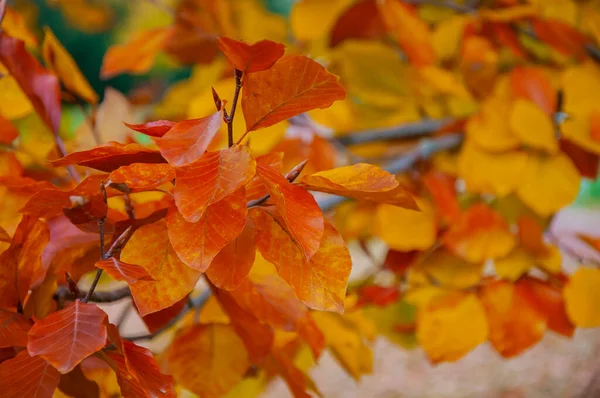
[
  {"x1": 590, "y1": 108, "x2": 600, "y2": 143},
  {"x1": 443, "y1": 203, "x2": 516, "y2": 262},
  {"x1": 510, "y1": 67, "x2": 556, "y2": 116},
  {"x1": 124, "y1": 120, "x2": 176, "y2": 137},
  {"x1": 269, "y1": 347, "x2": 318, "y2": 398},
  {"x1": 0, "y1": 216, "x2": 50, "y2": 308},
  {"x1": 167, "y1": 324, "x2": 250, "y2": 398},
  {"x1": 108, "y1": 163, "x2": 175, "y2": 193},
  {"x1": 0, "y1": 115, "x2": 18, "y2": 145},
  {"x1": 27, "y1": 300, "x2": 108, "y2": 373},
  {"x1": 0, "y1": 34, "x2": 61, "y2": 134},
  {"x1": 378, "y1": 0, "x2": 436, "y2": 67},
  {"x1": 0, "y1": 350, "x2": 60, "y2": 398},
  {"x1": 298, "y1": 163, "x2": 418, "y2": 209},
  {"x1": 356, "y1": 285, "x2": 400, "y2": 308},
  {"x1": 245, "y1": 152, "x2": 284, "y2": 201},
  {"x1": 242, "y1": 55, "x2": 345, "y2": 132},
  {"x1": 217, "y1": 37, "x2": 285, "y2": 73},
  {"x1": 120, "y1": 220, "x2": 201, "y2": 316},
  {"x1": 256, "y1": 164, "x2": 324, "y2": 260},
  {"x1": 167, "y1": 189, "x2": 247, "y2": 272},
  {"x1": 517, "y1": 216, "x2": 548, "y2": 256},
  {"x1": 206, "y1": 221, "x2": 256, "y2": 290},
  {"x1": 100, "y1": 27, "x2": 173, "y2": 79},
  {"x1": 520, "y1": 277, "x2": 574, "y2": 337},
  {"x1": 0, "y1": 309, "x2": 32, "y2": 348},
  {"x1": 94, "y1": 258, "x2": 154, "y2": 284},
  {"x1": 153, "y1": 111, "x2": 224, "y2": 167},
  {"x1": 174, "y1": 145, "x2": 256, "y2": 223},
  {"x1": 252, "y1": 209, "x2": 351, "y2": 313},
  {"x1": 531, "y1": 18, "x2": 590, "y2": 59},
  {"x1": 423, "y1": 171, "x2": 461, "y2": 224},
  {"x1": 51, "y1": 142, "x2": 167, "y2": 173},
  {"x1": 329, "y1": 0, "x2": 387, "y2": 47},
  {"x1": 479, "y1": 280, "x2": 546, "y2": 357}
]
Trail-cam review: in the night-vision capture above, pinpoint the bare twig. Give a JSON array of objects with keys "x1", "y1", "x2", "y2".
[
  {"x1": 54, "y1": 285, "x2": 131, "y2": 303},
  {"x1": 334, "y1": 118, "x2": 453, "y2": 146},
  {"x1": 83, "y1": 182, "x2": 109, "y2": 303},
  {"x1": 123, "y1": 289, "x2": 211, "y2": 341},
  {"x1": 403, "y1": 0, "x2": 475, "y2": 13},
  {"x1": 228, "y1": 68, "x2": 243, "y2": 147}
]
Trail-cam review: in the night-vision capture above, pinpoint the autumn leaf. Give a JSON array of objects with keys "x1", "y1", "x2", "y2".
[
  {"x1": 0, "y1": 33, "x2": 61, "y2": 134},
  {"x1": 298, "y1": 163, "x2": 418, "y2": 209},
  {"x1": 252, "y1": 209, "x2": 351, "y2": 313},
  {"x1": 153, "y1": 110, "x2": 224, "y2": 167},
  {"x1": 510, "y1": 67, "x2": 556, "y2": 116},
  {"x1": 206, "y1": 221, "x2": 256, "y2": 290},
  {"x1": 520, "y1": 277, "x2": 574, "y2": 337},
  {"x1": 423, "y1": 171, "x2": 461, "y2": 224},
  {"x1": 242, "y1": 55, "x2": 346, "y2": 132},
  {"x1": 94, "y1": 258, "x2": 154, "y2": 284},
  {"x1": 256, "y1": 164, "x2": 324, "y2": 259},
  {"x1": 124, "y1": 120, "x2": 176, "y2": 138},
  {"x1": 42, "y1": 27, "x2": 98, "y2": 104},
  {"x1": 0, "y1": 115, "x2": 18, "y2": 145},
  {"x1": 417, "y1": 249, "x2": 483, "y2": 289},
  {"x1": 0, "y1": 308, "x2": 32, "y2": 347},
  {"x1": 509, "y1": 99, "x2": 558, "y2": 153},
  {"x1": 101, "y1": 27, "x2": 173, "y2": 79},
  {"x1": 494, "y1": 248, "x2": 534, "y2": 281},
  {"x1": 0, "y1": 350, "x2": 60, "y2": 398},
  {"x1": 563, "y1": 267, "x2": 600, "y2": 327},
  {"x1": 329, "y1": 0, "x2": 387, "y2": 47},
  {"x1": 108, "y1": 163, "x2": 175, "y2": 193},
  {"x1": 167, "y1": 324, "x2": 250, "y2": 398},
  {"x1": 167, "y1": 189, "x2": 247, "y2": 272},
  {"x1": 51, "y1": 141, "x2": 167, "y2": 173},
  {"x1": 174, "y1": 145, "x2": 256, "y2": 223},
  {"x1": 27, "y1": 300, "x2": 108, "y2": 373},
  {"x1": 416, "y1": 292, "x2": 488, "y2": 363},
  {"x1": 120, "y1": 220, "x2": 201, "y2": 316},
  {"x1": 479, "y1": 280, "x2": 546, "y2": 357},
  {"x1": 374, "y1": 200, "x2": 436, "y2": 251},
  {"x1": 531, "y1": 18, "x2": 590, "y2": 59},
  {"x1": 217, "y1": 36, "x2": 285, "y2": 73}
]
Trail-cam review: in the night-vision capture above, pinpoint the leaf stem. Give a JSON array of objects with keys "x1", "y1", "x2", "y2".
[
  {"x1": 55, "y1": 286, "x2": 131, "y2": 303},
  {"x1": 227, "y1": 68, "x2": 243, "y2": 147},
  {"x1": 83, "y1": 182, "x2": 109, "y2": 303}
]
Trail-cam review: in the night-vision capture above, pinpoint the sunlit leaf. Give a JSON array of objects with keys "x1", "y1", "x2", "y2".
[
  {"x1": 217, "y1": 37, "x2": 284, "y2": 73},
  {"x1": 108, "y1": 163, "x2": 175, "y2": 193},
  {"x1": 564, "y1": 267, "x2": 600, "y2": 327},
  {"x1": 95, "y1": 258, "x2": 154, "y2": 284},
  {"x1": 374, "y1": 201, "x2": 436, "y2": 251},
  {"x1": 509, "y1": 99, "x2": 558, "y2": 153}
]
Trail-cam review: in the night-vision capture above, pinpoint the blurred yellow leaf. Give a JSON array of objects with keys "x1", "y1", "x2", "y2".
[
  {"x1": 432, "y1": 15, "x2": 471, "y2": 61},
  {"x1": 290, "y1": 0, "x2": 353, "y2": 41},
  {"x1": 516, "y1": 153, "x2": 581, "y2": 216},
  {"x1": 0, "y1": 72, "x2": 33, "y2": 120},
  {"x1": 417, "y1": 292, "x2": 488, "y2": 363},
  {"x1": 509, "y1": 99, "x2": 558, "y2": 153},
  {"x1": 467, "y1": 97, "x2": 519, "y2": 152},
  {"x1": 2, "y1": 7, "x2": 38, "y2": 47},
  {"x1": 419, "y1": 249, "x2": 483, "y2": 289},
  {"x1": 564, "y1": 267, "x2": 600, "y2": 327},
  {"x1": 232, "y1": 0, "x2": 287, "y2": 44},
  {"x1": 494, "y1": 248, "x2": 534, "y2": 281},
  {"x1": 374, "y1": 200, "x2": 436, "y2": 251}
]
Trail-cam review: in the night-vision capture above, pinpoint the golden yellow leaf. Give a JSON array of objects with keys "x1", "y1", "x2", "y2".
[
  {"x1": 232, "y1": 0, "x2": 287, "y2": 44},
  {"x1": 417, "y1": 292, "x2": 488, "y2": 363},
  {"x1": 2, "y1": 7, "x2": 38, "y2": 47},
  {"x1": 0, "y1": 74, "x2": 33, "y2": 120},
  {"x1": 509, "y1": 99, "x2": 558, "y2": 153},
  {"x1": 309, "y1": 98, "x2": 355, "y2": 134},
  {"x1": 432, "y1": 15, "x2": 471, "y2": 61},
  {"x1": 458, "y1": 143, "x2": 529, "y2": 196},
  {"x1": 466, "y1": 97, "x2": 519, "y2": 152},
  {"x1": 516, "y1": 153, "x2": 581, "y2": 216},
  {"x1": 494, "y1": 248, "x2": 534, "y2": 281},
  {"x1": 373, "y1": 200, "x2": 436, "y2": 251},
  {"x1": 563, "y1": 267, "x2": 600, "y2": 327},
  {"x1": 419, "y1": 249, "x2": 483, "y2": 289},
  {"x1": 42, "y1": 28, "x2": 98, "y2": 104},
  {"x1": 528, "y1": 0, "x2": 578, "y2": 26},
  {"x1": 536, "y1": 245, "x2": 562, "y2": 274},
  {"x1": 290, "y1": 0, "x2": 353, "y2": 41}
]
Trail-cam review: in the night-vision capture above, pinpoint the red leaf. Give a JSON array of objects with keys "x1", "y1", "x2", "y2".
[
  {"x1": 120, "y1": 339, "x2": 175, "y2": 396},
  {"x1": 0, "y1": 351, "x2": 60, "y2": 398},
  {"x1": 356, "y1": 285, "x2": 400, "y2": 307},
  {"x1": 256, "y1": 164, "x2": 324, "y2": 260},
  {"x1": 51, "y1": 142, "x2": 167, "y2": 173},
  {"x1": 0, "y1": 115, "x2": 18, "y2": 145},
  {"x1": 520, "y1": 277, "x2": 574, "y2": 337},
  {"x1": 217, "y1": 37, "x2": 285, "y2": 73},
  {"x1": 423, "y1": 171, "x2": 461, "y2": 224},
  {"x1": 0, "y1": 34, "x2": 61, "y2": 134},
  {"x1": 27, "y1": 300, "x2": 108, "y2": 373},
  {"x1": 173, "y1": 145, "x2": 256, "y2": 223},
  {"x1": 329, "y1": 0, "x2": 387, "y2": 47},
  {"x1": 531, "y1": 18, "x2": 590, "y2": 59},
  {"x1": 95, "y1": 258, "x2": 154, "y2": 284},
  {"x1": 106, "y1": 352, "x2": 154, "y2": 398},
  {"x1": 510, "y1": 67, "x2": 556, "y2": 115},
  {"x1": 124, "y1": 120, "x2": 176, "y2": 137},
  {"x1": 242, "y1": 55, "x2": 346, "y2": 132},
  {"x1": 168, "y1": 189, "x2": 247, "y2": 272},
  {"x1": 0, "y1": 309, "x2": 32, "y2": 348},
  {"x1": 108, "y1": 163, "x2": 175, "y2": 193},
  {"x1": 141, "y1": 297, "x2": 187, "y2": 333},
  {"x1": 206, "y1": 221, "x2": 256, "y2": 290},
  {"x1": 383, "y1": 249, "x2": 419, "y2": 275},
  {"x1": 559, "y1": 138, "x2": 599, "y2": 179},
  {"x1": 57, "y1": 365, "x2": 100, "y2": 398},
  {"x1": 153, "y1": 111, "x2": 223, "y2": 167}
]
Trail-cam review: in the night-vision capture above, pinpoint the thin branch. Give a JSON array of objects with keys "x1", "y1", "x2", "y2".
[
  {"x1": 54, "y1": 285, "x2": 131, "y2": 303},
  {"x1": 0, "y1": 0, "x2": 7, "y2": 30},
  {"x1": 247, "y1": 159, "x2": 309, "y2": 208},
  {"x1": 403, "y1": 0, "x2": 475, "y2": 13},
  {"x1": 83, "y1": 182, "x2": 108, "y2": 303},
  {"x1": 105, "y1": 226, "x2": 135, "y2": 259},
  {"x1": 318, "y1": 133, "x2": 463, "y2": 211},
  {"x1": 123, "y1": 289, "x2": 211, "y2": 341},
  {"x1": 334, "y1": 118, "x2": 453, "y2": 146},
  {"x1": 228, "y1": 68, "x2": 243, "y2": 147}
]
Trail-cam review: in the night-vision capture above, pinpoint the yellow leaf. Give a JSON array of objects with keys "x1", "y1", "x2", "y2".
[
  {"x1": 404, "y1": 286, "x2": 449, "y2": 308},
  {"x1": 232, "y1": 0, "x2": 287, "y2": 44},
  {"x1": 527, "y1": 0, "x2": 578, "y2": 26},
  {"x1": 290, "y1": 0, "x2": 353, "y2": 41},
  {"x1": 479, "y1": 4, "x2": 537, "y2": 22},
  {"x1": 2, "y1": 7, "x2": 38, "y2": 47},
  {"x1": 42, "y1": 28, "x2": 98, "y2": 104},
  {"x1": 494, "y1": 248, "x2": 534, "y2": 281},
  {"x1": 417, "y1": 292, "x2": 488, "y2": 363},
  {"x1": 312, "y1": 311, "x2": 373, "y2": 380},
  {"x1": 466, "y1": 97, "x2": 519, "y2": 152},
  {"x1": 458, "y1": 143, "x2": 529, "y2": 196},
  {"x1": 419, "y1": 250, "x2": 483, "y2": 289},
  {"x1": 309, "y1": 98, "x2": 355, "y2": 134},
  {"x1": 536, "y1": 245, "x2": 562, "y2": 274},
  {"x1": 509, "y1": 99, "x2": 558, "y2": 153},
  {"x1": 419, "y1": 66, "x2": 472, "y2": 99},
  {"x1": 562, "y1": 62, "x2": 600, "y2": 116},
  {"x1": 516, "y1": 153, "x2": 581, "y2": 216},
  {"x1": 362, "y1": 300, "x2": 417, "y2": 348},
  {"x1": 563, "y1": 267, "x2": 600, "y2": 327},
  {"x1": 432, "y1": 15, "x2": 471, "y2": 61},
  {"x1": 0, "y1": 74, "x2": 33, "y2": 120},
  {"x1": 373, "y1": 200, "x2": 436, "y2": 251}
]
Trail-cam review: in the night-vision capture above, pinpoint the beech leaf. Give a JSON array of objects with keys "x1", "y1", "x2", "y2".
[
  {"x1": 0, "y1": 350, "x2": 60, "y2": 398},
  {"x1": 0, "y1": 308, "x2": 32, "y2": 348},
  {"x1": 95, "y1": 258, "x2": 154, "y2": 284},
  {"x1": 108, "y1": 163, "x2": 175, "y2": 193},
  {"x1": 124, "y1": 120, "x2": 176, "y2": 137},
  {"x1": 217, "y1": 36, "x2": 285, "y2": 73}
]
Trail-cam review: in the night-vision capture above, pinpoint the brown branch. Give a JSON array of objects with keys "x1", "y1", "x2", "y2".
[
  {"x1": 83, "y1": 182, "x2": 109, "y2": 303},
  {"x1": 54, "y1": 285, "x2": 131, "y2": 303},
  {"x1": 227, "y1": 68, "x2": 243, "y2": 147}
]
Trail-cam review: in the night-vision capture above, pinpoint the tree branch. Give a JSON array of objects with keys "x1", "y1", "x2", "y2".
[
  {"x1": 227, "y1": 68, "x2": 243, "y2": 147},
  {"x1": 82, "y1": 182, "x2": 109, "y2": 303},
  {"x1": 334, "y1": 118, "x2": 453, "y2": 146},
  {"x1": 54, "y1": 285, "x2": 131, "y2": 303}
]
